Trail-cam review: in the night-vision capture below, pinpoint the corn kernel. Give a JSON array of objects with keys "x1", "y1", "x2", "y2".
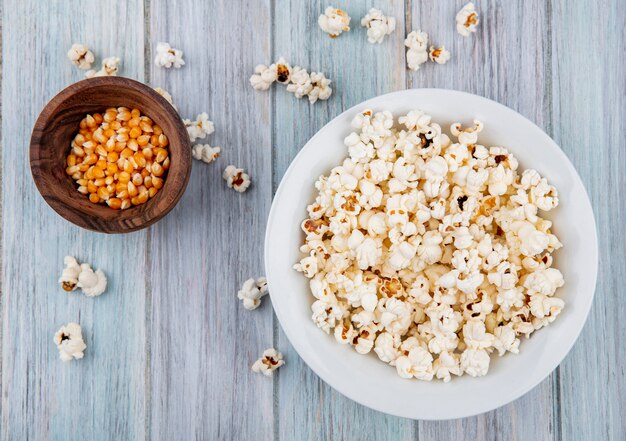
[
  {"x1": 129, "y1": 127, "x2": 142, "y2": 139},
  {"x1": 154, "y1": 148, "x2": 168, "y2": 163},
  {"x1": 152, "y1": 176, "x2": 163, "y2": 189},
  {"x1": 132, "y1": 173, "x2": 143, "y2": 186},
  {"x1": 97, "y1": 187, "x2": 109, "y2": 200},
  {"x1": 151, "y1": 162, "x2": 164, "y2": 177},
  {"x1": 137, "y1": 135, "x2": 150, "y2": 146},
  {"x1": 87, "y1": 181, "x2": 97, "y2": 193},
  {"x1": 127, "y1": 181, "x2": 138, "y2": 197},
  {"x1": 107, "y1": 198, "x2": 122, "y2": 210},
  {"x1": 118, "y1": 171, "x2": 131, "y2": 183},
  {"x1": 121, "y1": 198, "x2": 131, "y2": 210},
  {"x1": 162, "y1": 157, "x2": 170, "y2": 170},
  {"x1": 137, "y1": 191, "x2": 149, "y2": 204},
  {"x1": 89, "y1": 193, "x2": 100, "y2": 203},
  {"x1": 85, "y1": 114, "x2": 97, "y2": 127},
  {"x1": 153, "y1": 125, "x2": 163, "y2": 136},
  {"x1": 158, "y1": 134, "x2": 169, "y2": 147},
  {"x1": 142, "y1": 147, "x2": 153, "y2": 159},
  {"x1": 148, "y1": 187, "x2": 159, "y2": 198},
  {"x1": 77, "y1": 186, "x2": 88, "y2": 194},
  {"x1": 96, "y1": 159, "x2": 107, "y2": 170},
  {"x1": 133, "y1": 152, "x2": 147, "y2": 168}
]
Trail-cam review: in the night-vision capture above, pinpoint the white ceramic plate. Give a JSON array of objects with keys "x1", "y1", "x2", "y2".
[{"x1": 265, "y1": 89, "x2": 597, "y2": 420}]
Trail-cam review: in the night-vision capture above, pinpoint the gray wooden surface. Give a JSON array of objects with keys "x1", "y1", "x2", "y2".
[{"x1": 1, "y1": 0, "x2": 624, "y2": 440}]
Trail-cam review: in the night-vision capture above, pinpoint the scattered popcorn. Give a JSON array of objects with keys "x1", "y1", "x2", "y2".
[
  {"x1": 54, "y1": 322, "x2": 86, "y2": 362},
  {"x1": 295, "y1": 109, "x2": 564, "y2": 381},
  {"x1": 429, "y1": 46, "x2": 451, "y2": 65},
  {"x1": 456, "y1": 2, "x2": 479, "y2": 37},
  {"x1": 286, "y1": 67, "x2": 313, "y2": 99},
  {"x1": 405, "y1": 31, "x2": 429, "y2": 71},
  {"x1": 154, "y1": 42, "x2": 185, "y2": 68},
  {"x1": 59, "y1": 256, "x2": 81, "y2": 291},
  {"x1": 85, "y1": 56, "x2": 120, "y2": 78},
  {"x1": 154, "y1": 87, "x2": 177, "y2": 110},
  {"x1": 192, "y1": 144, "x2": 221, "y2": 164},
  {"x1": 223, "y1": 165, "x2": 251, "y2": 193},
  {"x1": 237, "y1": 277, "x2": 269, "y2": 310},
  {"x1": 251, "y1": 348, "x2": 284, "y2": 376},
  {"x1": 183, "y1": 112, "x2": 215, "y2": 142},
  {"x1": 318, "y1": 6, "x2": 351, "y2": 37},
  {"x1": 361, "y1": 8, "x2": 396, "y2": 44},
  {"x1": 67, "y1": 43, "x2": 95, "y2": 70},
  {"x1": 249, "y1": 64, "x2": 277, "y2": 91},
  {"x1": 77, "y1": 263, "x2": 107, "y2": 297},
  {"x1": 308, "y1": 72, "x2": 333, "y2": 103}
]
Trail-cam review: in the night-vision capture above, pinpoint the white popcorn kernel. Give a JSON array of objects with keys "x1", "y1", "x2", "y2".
[
  {"x1": 154, "y1": 42, "x2": 185, "y2": 69},
  {"x1": 237, "y1": 277, "x2": 269, "y2": 310},
  {"x1": 374, "y1": 332, "x2": 401, "y2": 364},
  {"x1": 183, "y1": 112, "x2": 215, "y2": 142},
  {"x1": 529, "y1": 294, "x2": 564, "y2": 321},
  {"x1": 493, "y1": 324, "x2": 520, "y2": 356},
  {"x1": 286, "y1": 66, "x2": 313, "y2": 98},
  {"x1": 59, "y1": 256, "x2": 81, "y2": 292},
  {"x1": 154, "y1": 87, "x2": 177, "y2": 110},
  {"x1": 251, "y1": 348, "x2": 285, "y2": 376},
  {"x1": 515, "y1": 221, "x2": 550, "y2": 256},
  {"x1": 428, "y1": 46, "x2": 451, "y2": 65},
  {"x1": 192, "y1": 144, "x2": 221, "y2": 164},
  {"x1": 54, "y1": 322, "x2": 86, "y2": 362},
  {"x1": 456, "y1": 2, "x2": 479, "y2": 37},
  {"x1": 318, "y1": 6, "x2": 351, "y2": 37},
  {"x1": 450, "y1": 120, "x2": 483, "y2": 145},
  {"x1": 396, "y1": 346, "x2": 434, "y2": 380},
  {"x1": 460, "y1": 348, "x2": 490, "y2": 377},
  {"x1": 404, "y1": 31, "x2": 429, "y2": 71},
  {"x1": 433, "y1": 351, "x2": 461, "y2": 382},
  {"x1": 522, "y1": 268, "x2": 564, "y2": 296},
  {"x1": 308, "y1": 72, "x2": 332, "y2": 103},
  {"x1": 223, "y1": 165, "x2": 251, "y2": 193},
  {"x1": 249, "y1": 64, "x2": 277, "y2": 91},
  {"x1": 462, "y1": 319, "x2": 494, "y2": 349},
  {"x1": 361, "y1": 8, "x2": 396, "y2": 44},
  {"x1": 85, "y1": 56, "x2": 120, "y2": 78},
  {"x1": 77, "y1": 263, "x2": 107, "y2": 297},
  {"x1": 67, "y1": 43, "x2": 94, "y2": 70},
  {"x1": 334, "y1": 320, "x2": 356, "y2": 344},
  {"x1": 273, "y1": 57, "x2": 292, "y2": 84}
]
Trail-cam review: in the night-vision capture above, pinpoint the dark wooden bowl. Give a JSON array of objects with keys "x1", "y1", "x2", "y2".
[{"x1": 30, "y1": 77, "x2": 191, "y2": 233}]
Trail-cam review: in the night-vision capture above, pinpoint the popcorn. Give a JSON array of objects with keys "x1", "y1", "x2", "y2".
[
  {"x1": 67, "y1": 43, "x2": 94, "y2": 70},
  {"x1": 192, "y1": 144, "x2": 221, "y2": 164},
  {"x1": 286, "y1": 67, "x2": 313, "y2": 98},
  {"x1": 85, "y1": 56, "x2": 120, "y2": 78},
  {"x1": 77, "y1": 263, "x2": 107, "y2": 297},
  {"x1": 249, "y1": 64, "x2": 277, "y2": 91},
  {"x1": 54, "y1": 322, "x2": 86, "y2": 362},
  {"x1": 183, "y1": 112, "x2": 215, "y2": 142},
  {"x1": 361, "y1": 8, "x2": 396, "y2": 44},
  {"x1": 308, "y1": 72, "x2": 332, "y2": 103},
  {"x1": 318, "y1": 7, "x2": 351, "y2": 37},
  {"x1": 223, "y1": 165, "x2": 251, "y2": 193},
  {"x1": 295, "y1": 110, "x2": 564, "y2": 381},
  {"x1": 59, "y1": 256, "x2": 81, "y2": 291},
  {"x1": 237, "y1": 277, "x2": 269, "y2": 310},
  {"x1": 251, "y1": 348, "x2": 284, "y2": 376},
  {"x1": 154, "y1": 42, "x2": 185, "y2": 68},
  {"x1": 428, "y1": 46, "x2": 451, "y2": 65},
  {"x1": 154, "y1": 87, "x2": 177, "y2": 110},
  {"x1": 456, "y1": 2, "x2": 480, "y2": 37},
  {"x1": 404, "y1": 31, "x2": 429, "y2": 71}
]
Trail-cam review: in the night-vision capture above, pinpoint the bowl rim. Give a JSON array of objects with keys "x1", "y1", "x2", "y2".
[
  {"x1": 265, "y1": 88, "x2": 598, "y2": 420},
  {"x1": 29, "y1": 76, "x2": 191, "y2": 233}
]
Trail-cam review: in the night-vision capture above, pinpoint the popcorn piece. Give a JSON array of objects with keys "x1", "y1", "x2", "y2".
[
  {"x1": 361, "y1": 8, "x2": 396, "y2": 44},
  {"x1": 308, "y1": 72, "x2": 332, "y2": 103},
  {"x1": 405, "y1": 31, "x2": 429, "y2": 71},
  {"x1": 318, "y1": 7, "x2": 351, "y2": 37},
  {"x1": 251, "y1": 348, "x2": 284, "y2": 376},
  {"x1": 67, "y1": 44, "x2": 94, "y2": 70},
  {"x1": 428, "y1": 46, "x2": 451, "y2": 65},
  {"x1": 54, "y1": 322, "x2": 86, "y2": 362},
  {"x1": 237, "y1": 277, "x2": 269, "y2": 310},
  {"x1": 59, "y1": 256, "x2": 81, "y2": 291},
  {"x1": 456, "y1": 2, "x2": 479, "y2": 37},
  {"x1": 192, "y1": 144, "x2": 221, "y2": 164},
  {"x1": 154, "y1": 42, "x2": 185, "y2": 69},
  {"x1": 286, "y1": 67, "x2": 313, "y2": 99},
  {"x1": 154, "y1": 87, "x2": 177, "y2": 110},
  {"x1": 85, "y1": 56, "x2": 120, "y2": 78},
  {"x1": 223, "y1": 165, "x2": 251, "y2": 193},
  {"x1": 183, "y1": 112, "x2": 215, "y2": 142},
  {"x1": 77, "y1": 263, "x2": 107, "y2": 297},
  {"x1": 274, "y1": 57, "x2": 292, "y2": 84},
  {"x1": 295, "y1": 109, "x2": 565, "y2": 382},
  {"x1": 249, "y1": 64, "x2": 277, "y2": 91}
]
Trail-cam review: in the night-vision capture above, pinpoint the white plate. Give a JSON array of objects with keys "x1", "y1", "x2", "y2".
[{"x1": 265, "y1": 89, "x2": 597, "y2": 420}]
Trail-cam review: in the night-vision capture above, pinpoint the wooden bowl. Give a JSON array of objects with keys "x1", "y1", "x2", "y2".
[{"x1": 30, "y1": 77, "x2": 191, "y2": 233}]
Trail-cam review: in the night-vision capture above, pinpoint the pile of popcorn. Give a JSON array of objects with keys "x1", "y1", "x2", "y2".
[{"x1": 294, "y1": 109, "x2": 564, "y2": 381}]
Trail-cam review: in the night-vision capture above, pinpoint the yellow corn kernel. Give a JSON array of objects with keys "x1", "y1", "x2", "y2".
[
  {"x1": 89, "y1": 193, "x2": 100, "y2": 203},
  {"x1": 129, "y1": 127, "x2": 142, "y2": 139},
  {"x1": 106, "y1": 184, "x2": 115, "y2": 193},
  {"x1": 121, "y1": 198, "x2": 132, "y2": 210},
  {"x1": 78, "y1": 163, "x2": 89, "y2": 172},
  {"x1": 152, "y1": 176, "x2": 163, "y2": 189},
  {"x1": 143, "y1": 176, "x2": 152, "y2": 188},
  {"x1": 110, "y1": 120, "x2": 122, "y2": 131},
  {"x1": 84, "y1": 154, "x2": 98, "y2": 165},
  {"x1": 85, "y1": 114, "x2": 97, "y2": 127},
  {"x1": 71, "y1": 172, "x2": 83, "y2": 180},
  {"x1": 77, "y1": 179, "x2": 87, "y2": 186},
  {"x1": 158, "y1": 134, "x2": 169, "y2": 147},
  {"x1": 93, "y1": 113, "x2": 104, "y2": 124},
  {"x1": 137, "y1": 191, "x2": 149, "y2": 204},
  {"x1": 154, "y1": 148, "x2": 167, "y2": 163},
  {"x1": 124, "y1": 160, "x2": 134, "y2": 173},
  {"x1": 84, "y1": 167, "x2": 95, "y2": 180},
  {"x1": 87, "y1": 181, "x2": 97, "y2": 193},
  {"x1": 142, "y1": 147, "x2": 153, "y2": 159},
  {"x1": 97, "y1": 187, "x2": 109, "y2": 200},
  {"x1": 116, "y1": 133, "x2": 129, "y2": 143},
  {"x1": 93, "y1": 178, "x2": 106, "y2": 187},
  {"x1": 104, "y1": 109, "x2": 117, "y2": 122},
  {"x1": 118, "y1": 172, "x2": 131, "y2": 184},
  {"x1": 73, "y1": 145, "x2": 85, "y2": 157},
  {"x1": 153, "y1": 125, "x2": 163, "y2": 136},
  {"x1": 140, "y1": 121, "x2": 154, "y2": 133},
  {"x1": 117, "y1": 110, "x2": 131, "y2": 122},
  {"x1": 106, "y1": 164, "x2": 118, "y2": 176},
  {"x1": 105, "y1": 176, "x2": 114, "y2": 185},
  {"x1": 127, "y1": 181, "x2": 138, "y2": 197},
  {"x1": 150, "y1": 134, "x2": 159, "y2": 146},
  {"x1": 137, "y1": 135, "x2": 150, "y2": 146},
  {"x1": 82, "y1": 140, "x2": 96, "y2": 151},
  {"x1": 95, "y1": 144, "x2": 108, "y2": 157},
  {"x1": 128, "y1": 117, "x2": 140, "y2": 128},
  {"x1": 93, "y1": 129, "x2": 106, "y2": 144},
  {"x1": 120, "y1": 148, "x2": 133, "y2": 159},
  {"x1": 66, "y1": 165, "x2": 79, "y2": 175},
  {"x1": 133, "y1": 152, "x2": 147, "y2": 168},
  {"x1": 117, "y1": 190, "x2": 129, "y2": 199},
  {"x1": 107, "y1": 198, "x2": 122, "y2": 210},
  {"x1": 92, "y1": 166, "x2": 105, "y2": 179},
  {"x1": 127, "y1": 139, "x2": 139, "y2": 152},
  {"x1": 151, "y1": 162, "x2": 164, "y2": 177},
  {"x1": 114, "y1": 142, "x2": 127, "y2": 153},
  {"x1": 148, "y1": 187, "x2": 159, "y2": 198},
  {"x1": 96, "y1": 159, "x2": 107, "y2": 170},
  {"x1": 132, "y1": 173, "x2": 143, "y2": 186},
  {"x1": 131, "y1": 108, "x2": 141, "y2": 118},
  {"x1": 107, "y1": 152, "x2": 119, "y2": 163},
  {"x1": 77, "y1": 186, "x2": 88, "y2": 194},
  {"x1": 105, "y1": 137, "x2": 116, "y2": 152}
]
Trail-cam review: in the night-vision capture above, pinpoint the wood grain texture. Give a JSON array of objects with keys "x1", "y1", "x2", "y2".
[
  {"x1": 271, "y1": 1, "x2": 415, "y2": 440},
  {"x1": 1, "y1": 1, "x2": 148, "y2": 440},
  {"x1": 147, "y1": 0, "x2": 274, "y2": 440},
  {"x1": 550, "y1": 0, "x2": 626, "y2": 440},
  {"x1": 409, "y1": 1, "x2": 557, "y2": 439},
  {"x1": 29, "y1": 76, "x2": 191, "y2": 233}
]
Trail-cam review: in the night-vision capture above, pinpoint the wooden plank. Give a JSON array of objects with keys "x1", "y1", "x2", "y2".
[
  {"x1": 147, "y1": 1, "x2": 274, "y2": 440},
  {"x1": 410, "y1": 0, "x2": 558, "y2": 438},
  {"x1": 1, "y1": 1, "x2": 147, "y2": 440},
  {"x1": 551, "y1": 0, "x2": 626, "y2": 439},
  {"x1": 272, "y1": 1, "x2": 415, "y2": 439}
]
